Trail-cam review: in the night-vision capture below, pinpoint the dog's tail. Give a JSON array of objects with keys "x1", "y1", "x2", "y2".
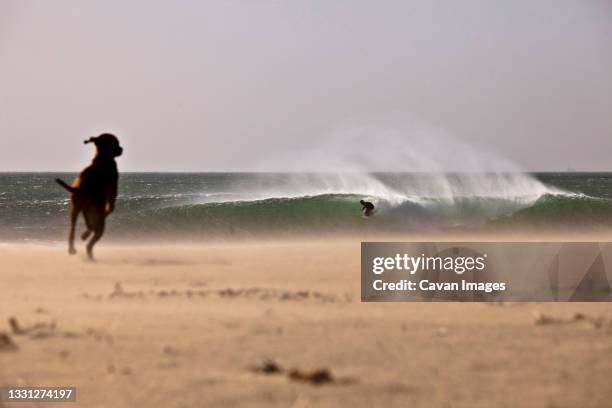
[{"x1": 55, "y1": 178, "x2": 79, "y2": 193}]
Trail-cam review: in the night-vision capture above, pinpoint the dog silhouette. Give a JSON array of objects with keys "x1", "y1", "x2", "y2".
[{"x1": 56, "y1": 133, "x2": 123, "y2": 259}]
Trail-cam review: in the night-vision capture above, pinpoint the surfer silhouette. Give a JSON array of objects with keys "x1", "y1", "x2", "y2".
[{"x1": 360, "y1": 200, "x2": 375, "y2": 216}]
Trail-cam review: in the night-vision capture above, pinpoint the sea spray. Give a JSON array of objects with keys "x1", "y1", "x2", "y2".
[{"x1": 250, "y1": 119, "x2": 562, "y2": 206}]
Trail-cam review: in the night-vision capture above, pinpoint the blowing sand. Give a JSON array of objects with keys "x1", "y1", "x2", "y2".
[{"x1": 1, "y1": 240, "x2": 611, "y2": 407}]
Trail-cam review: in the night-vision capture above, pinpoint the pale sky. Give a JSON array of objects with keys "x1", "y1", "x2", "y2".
[{"x1": 1, "y1": 0, "x2": 611, "y2": 171}]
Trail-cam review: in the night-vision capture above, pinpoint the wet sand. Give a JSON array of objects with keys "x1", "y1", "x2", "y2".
[{"x1": 1, "y1": 240, "x2": 611, "y2": 407}]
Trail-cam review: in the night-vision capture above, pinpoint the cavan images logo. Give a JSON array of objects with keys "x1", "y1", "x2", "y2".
[{"x1": 361, "y1": 243, "x2": 612, "y2": 302}]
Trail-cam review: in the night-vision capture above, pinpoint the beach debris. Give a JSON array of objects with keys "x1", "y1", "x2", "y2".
[
  {"x1": 215, "y1": 287, "x2": 338, "y2": 302},
  {"x1": 250, "y1": 359, "x2": 342, "y2": 386},
  {"x1": 7, "y1": 316, "x2": 114, "y2": 345},
  {"x1": 120, "y1": 367, "x2": 133, "y2": 376},
  {"x1": 85, "y1": 328, "x2": 114, "y2": 344},
  {"x1": 159, "y1": 346, "x2": 181, "y2": 369},
  {"x1": 8, "y1": 317, "x2": 26, "y2": 335},
  {"x1": 62, "y1": 331, "x2": 81, "y2": 339},
  {"x1": 0, "y1": 332, "x2": 18, "y2": 352},
  {"x1": 288, "y1": 368, "x2": 334, "y2": 385},
  {"x1": 102, "y1": 285, "x2": 338, "y2": 303},
  {"x1": 251, "y1": 359, "x2": 283, "y2": 375},
  {"x1": 279, "y1": 291, "x2": 310, "y2": 301},
  {"x1": 9, "y1": 316, "x2": 56, "y2": 338},
  {"x1": 532, "y1": 311, "x2": 610, "y2": 329},
  {"x1": 109, "y1": 281, "x2": 144, "y2": 299},
  {"x1": 29, "y1": 330, "x2": 54, "y2": 340},
  {"x1": 162, "y1": 345, "x2": 180, "y2": 356}
]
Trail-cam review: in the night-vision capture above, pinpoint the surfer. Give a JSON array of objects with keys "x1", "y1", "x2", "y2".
[{"x1": 360, "y1": 200, "x2": 375, "y2": 216}]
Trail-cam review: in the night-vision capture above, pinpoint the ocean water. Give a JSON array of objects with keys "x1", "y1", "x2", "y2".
[{"x1": 1, "y1": 172, "x2": 612, "y2": 242}]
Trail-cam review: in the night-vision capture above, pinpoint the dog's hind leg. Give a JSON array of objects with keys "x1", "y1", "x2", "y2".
[
  {"x1": 68, "y1": 206, "x2": 80, "y2": 255},
  {"x1": 81, "y1": 212, "x2": 93, "y2": 241},
  {"x1": 86, "y1": 215, "x2": 105, "y2": 261}
]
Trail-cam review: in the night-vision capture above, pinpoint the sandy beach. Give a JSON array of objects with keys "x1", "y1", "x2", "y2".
[
  {"x1": 1, "y1": 239, "x2": 611, "y2": 407},
  {"x1": 3, "y1": 0, "x2": 612, "y2": 406}
]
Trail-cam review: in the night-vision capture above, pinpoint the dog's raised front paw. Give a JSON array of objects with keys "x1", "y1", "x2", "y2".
[{"x1": 69, "y1": 247, "x2": 77, "y2": 255}]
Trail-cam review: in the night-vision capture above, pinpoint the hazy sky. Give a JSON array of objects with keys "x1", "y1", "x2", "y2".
[{"x1": 1, "y1": 0, "x2": 611, "y2": 171}]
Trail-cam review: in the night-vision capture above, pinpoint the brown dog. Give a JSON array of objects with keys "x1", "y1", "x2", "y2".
[{"x1": 56, "y1": 133, "x2": 123, "y2": 259}]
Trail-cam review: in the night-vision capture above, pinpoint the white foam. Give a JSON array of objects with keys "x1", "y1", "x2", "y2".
[{"x1": 238, "y1": 119, "x2": 564, "y2": 207}]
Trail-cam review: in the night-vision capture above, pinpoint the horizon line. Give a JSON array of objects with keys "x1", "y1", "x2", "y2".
[{"x1": 1, "y1": 170, "x2": 611, "y2": 174}]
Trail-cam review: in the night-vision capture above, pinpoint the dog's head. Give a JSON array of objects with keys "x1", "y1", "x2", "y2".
[{"x1": 85, "y1": 133, "x2": 123, "y2": 158}]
